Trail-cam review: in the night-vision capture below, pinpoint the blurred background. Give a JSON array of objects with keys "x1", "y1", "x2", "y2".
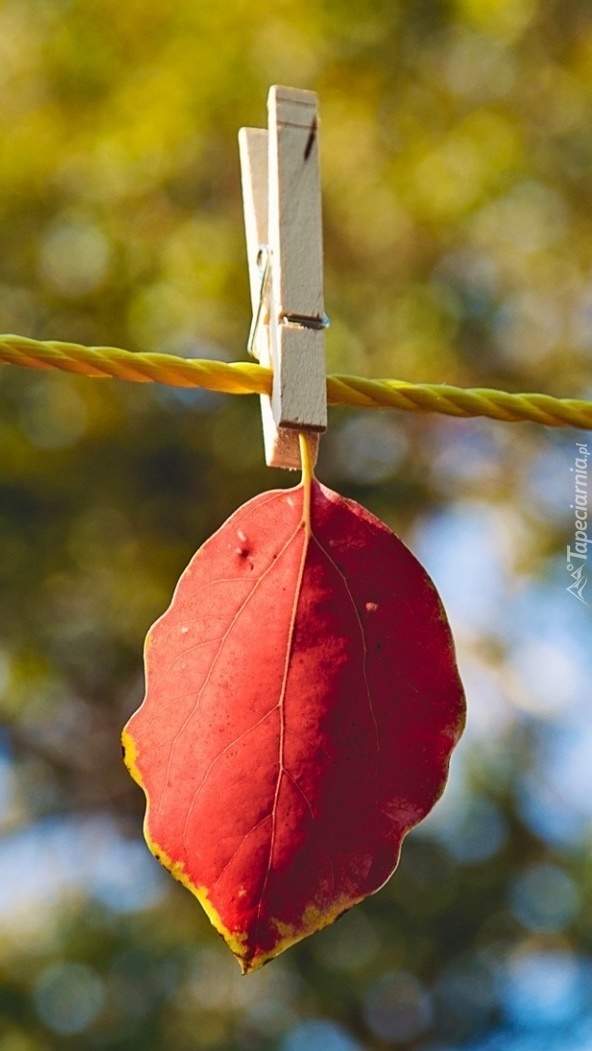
[{"x1": 1, "y1": 0, "x2": 592, "y2": 1048}]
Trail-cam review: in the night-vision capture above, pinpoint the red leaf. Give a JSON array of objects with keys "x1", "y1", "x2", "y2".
[{"x1": 122, "y1": 476, "x2": 465, "y2": 972}]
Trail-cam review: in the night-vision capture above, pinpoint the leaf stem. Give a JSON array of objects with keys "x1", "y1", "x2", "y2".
[
  {"x1": 298, "y1": 433, "x2": 315, "y2": 535},
  {"x1": 298, "y1": 432, "x2": 315, "y2": 484}
]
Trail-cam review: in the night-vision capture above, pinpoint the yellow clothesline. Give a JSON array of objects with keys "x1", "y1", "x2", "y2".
[{"x1": 1, "y1": 333, "x2": 591, "y2": 430}]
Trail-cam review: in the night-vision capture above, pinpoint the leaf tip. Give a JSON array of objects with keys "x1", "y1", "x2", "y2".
[{"x1": 192, "y1": 884, "x2": 254, "y2": 973}]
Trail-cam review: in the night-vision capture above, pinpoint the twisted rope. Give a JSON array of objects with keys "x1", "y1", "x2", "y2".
[{"x1": 1, "y1": 334, "x2": 591, "y2": 430}]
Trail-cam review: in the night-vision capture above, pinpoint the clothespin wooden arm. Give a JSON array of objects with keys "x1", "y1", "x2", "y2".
[{"x1": 239, "y1": 86, "x2": 327, "y2": 470}]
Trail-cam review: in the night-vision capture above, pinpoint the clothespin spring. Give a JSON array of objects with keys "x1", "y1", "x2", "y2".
[
  {"x1": 247, "y1": 246, "x2": 272, "y2": 356},
  {"x1": 247, "y1": 243, "x2": 330, "y2": 359}
]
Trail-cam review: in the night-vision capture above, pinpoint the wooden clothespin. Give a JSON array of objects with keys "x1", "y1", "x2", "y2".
[{"x1": 239, "y1": 86, "x2": 328, "y2": 470}]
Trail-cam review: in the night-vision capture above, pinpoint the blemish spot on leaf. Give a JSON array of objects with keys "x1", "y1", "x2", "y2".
[{"x1": 365, "y1": 601, "x2": 378, "y2": 612}]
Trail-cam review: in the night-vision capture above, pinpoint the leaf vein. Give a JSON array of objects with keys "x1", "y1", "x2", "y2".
[{"x1": 311, "y1": 534, "x2": 380, "y2": 806}]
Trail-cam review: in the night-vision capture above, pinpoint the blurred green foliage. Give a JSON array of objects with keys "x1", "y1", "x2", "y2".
[{"x1": 1, "y1": 0, "x2": 592, "y2": 1048}]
